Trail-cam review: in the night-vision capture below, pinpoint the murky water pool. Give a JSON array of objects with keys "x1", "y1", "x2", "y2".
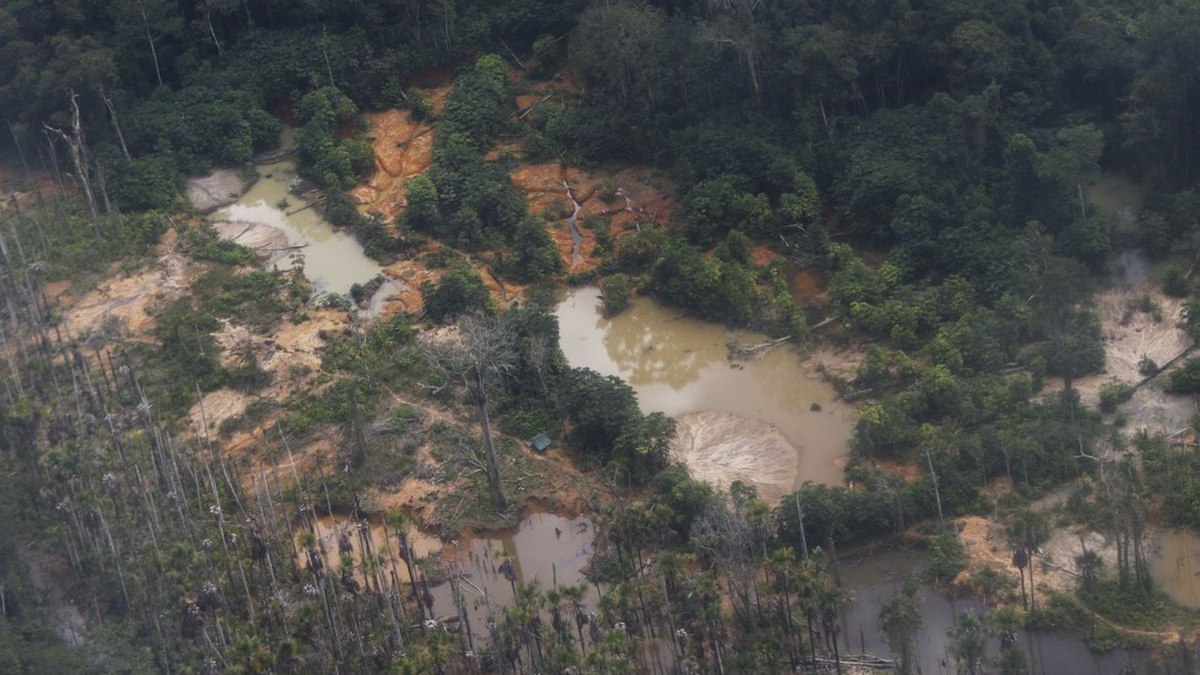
[
  {"x1": 838, "y1": 550, "x2": 1149, "y2": 675},
  {"x1": 212, "y1": 130, "x2": 396, "y2": 313},
  {"x1": 555, "y1": 287, "x2": 854, "y2": 486},
  {"x1": 299, "y1": 512, "x2": 598, "y2": 643}
]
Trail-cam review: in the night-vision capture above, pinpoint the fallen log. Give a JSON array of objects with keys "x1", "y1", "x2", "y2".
[{"x1": 728, "y1": 335, "x2": 790, "y2": 360}]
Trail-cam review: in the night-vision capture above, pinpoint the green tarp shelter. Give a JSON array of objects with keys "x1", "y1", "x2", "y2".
[{"x1": 529, "y1": 433, "x2": 552, "y2": 452}]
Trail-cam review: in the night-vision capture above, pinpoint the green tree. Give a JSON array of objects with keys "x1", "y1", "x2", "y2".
[
  {"x1": 947, "y1": 610, "x2": 988, "y2": 675},
  {"x1": 420, "y1": 260, "x2": 493, "y2": 323},
  {"x1": 1037, "y1": 124, "x2": 1103, "y2": 220},
  {"x1": 501, "y1": 216, "x2": 562, "y2": 283},
  {"x1": 879, "y1": 577, "x2": 923, "y2": 674}
]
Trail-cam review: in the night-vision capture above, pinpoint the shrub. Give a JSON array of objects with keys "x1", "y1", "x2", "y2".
[
  {"x1": 927, "y1": 532, "x2": 966, "y2": 585},
  {"x1": 1098, "y1": 380, "x2": 1135, "y2": 412},
  {"x1": 1163, "y1": 265, "x2": 1190, "y2": 298},
  {"x1": 601, "y1": 274, "x2": 631, "y2": 316},
  {"x1": 1166, "y1": 357, "x2": 1200, "y2": 394},
  {"x1": 407, "y1": 88, "x2": 434, "y2": 121},
  {"x1": 420, "y1": 261, "x2": 493, "y2": 323}
]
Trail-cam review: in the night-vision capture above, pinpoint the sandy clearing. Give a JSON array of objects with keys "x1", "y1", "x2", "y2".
[{"x1": 670, "y1": 411, "x2": 802, "y2": 504}]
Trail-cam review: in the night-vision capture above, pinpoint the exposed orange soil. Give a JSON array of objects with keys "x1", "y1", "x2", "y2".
[
  {"x1": 792, "y1": 270, "x2": 828, "y2": 306},
  {"x1": 352, "y1": 87, "x2": 450, "y2": 223},
  {"x1": 510, "y1": 162, "x2": 573, "y2": 216},
  {"x1": 380, "y1": 251, "x2": 444, "y2": 317},
  {"x1": 508, "y1": 162, "x2": 679, "y2": 274},
  {"x1": 750, "y1": 245, "x2": 782, "y2": 267}
]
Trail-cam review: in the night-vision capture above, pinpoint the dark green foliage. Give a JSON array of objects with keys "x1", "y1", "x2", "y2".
[
  {"x1": 1143, "y1": 437, "x2": 1200, "y2": 529},
  {"x1": 651, "y1": 239, "x2": 756, "y2": 325},
  {"x1": 124, "y1": 85, "x2": 281, "y2": 175},
  {"x1": 183, "y1": 227, "x2": 257, "y2": 266},
  {"x1": 296, "y1": 86, "x2": 374, "y2": 191},
  {"x1": 562, "y1": 368, "x2": 675, "y2": 484},
  {"x1": 1163, "y1": 265, "x2": 1190, "y2": 298},
  {"x1": 407, "y1": 89, "x2": 434, "y2": 121},
  {"x1": 420, "y1": 261, "x2": 493, "y2": 323},
  {"x1": 1099, "y1": 381, "x2": 1135, "y2": 412},
  {"x1": 440, "y1": 54, "x2": 509, "y2": 150},
  {"x1": 191, "y1": 269, "x2": 289, "y2": 332},
  {"x1": 600, "y1": 274, "x2": 631, "y2": 317},
  {"x1": 1166, "y1": 357, "x2": 1200, "y2": 394},
  {"x1": 424, "y1": 135, "x2": 526, "y2": 248},
  {"x1": 778, "y1": 483, "x2": 899, "y2": 547},
  {"x1": 927, "y1": 532, "x2": 967, "y2": 584},
  {"x1": 499, "y1": 217, "x2": 563, "y2": 283},
  {"x1": 118, "y1": 211, "x2": 170, "y2": 250},
  {"x1": 683, "y1": 178, "x2": 773, "y2": 247},
  {"x1": 99, "y1": 151, "x2": 180, "y2": 212},
  {"x1": 146, "y1": 297, "x2": 226, "y2": 412},
  {"x1": 647, "y1": 465, "x2": 716, "y2": 537},
  {"x1": 1041, "y1": 310, "x2": 1105, "y2": 380}
]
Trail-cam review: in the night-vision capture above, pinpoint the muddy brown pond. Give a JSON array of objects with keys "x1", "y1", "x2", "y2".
[
  {"x1": 212, "y1": 130, "x2": 397, "y2": 314},
  {"x1": 555, "y1": 286, "x2": 854, "y2": 488},
  {"x1": 1150, "y1": 528, "x2": 1200, "y2": 610}
]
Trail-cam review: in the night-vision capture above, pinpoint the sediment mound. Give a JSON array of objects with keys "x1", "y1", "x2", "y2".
[
  {"x1": 212, "y1": 220, "x2": 291, "y2": 258},
  {"x1": 187, "y1": 169, "x2": 252, "y2": 213},
  {"x1": 670, "y1": 411, "x2": 800, "y2": 503}
]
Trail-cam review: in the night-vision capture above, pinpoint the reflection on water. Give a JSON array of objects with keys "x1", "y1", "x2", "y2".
[
  {"x1": 1150, "y1": 528, "x2": 1200, "y2": 609},
  {"x1": 555, "y1": 287, "x2": 854, "y2": 485},
  {"x1": 839, "y1": 550, "x2": 1148, "y2": 675},
  {"x1": 212, "y1": 130, "x2": 395, "y2": 313},
  {"x1": 299, "y1": 513, "x2": 597, "y2": 644}
]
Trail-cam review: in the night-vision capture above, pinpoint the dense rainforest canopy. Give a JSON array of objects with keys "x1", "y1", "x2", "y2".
[{"x1": 4, "y1": 0, "x2": 1200, "y2": 673}]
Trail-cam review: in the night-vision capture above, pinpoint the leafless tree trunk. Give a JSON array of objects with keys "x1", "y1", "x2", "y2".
[
  {"x1": 141, "y1": 2, "x2": 164, "y2": 87},
  {"x1": 100, "y1": 87, "x2": 132, "y2": 161},
  {"x1": 422, "y1": 314, "x2": 519, "y2": 512},
  {"x1": 44, "y1": 92, "x2": 100, "y2": 231}
]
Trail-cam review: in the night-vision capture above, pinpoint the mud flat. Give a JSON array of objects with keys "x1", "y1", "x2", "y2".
[
  {"x1": 556, "y1": 287, "x2": 854, "y2": 492},
  {"x1": 1150, "y1": 528, "x2": 1200, "y2": 610},
  {"x1": 670, "y1": 412, "x2": 802, "y2": 503},
  {"x1": 186, "y1": 168, "x2": 253, "y2": 213}
]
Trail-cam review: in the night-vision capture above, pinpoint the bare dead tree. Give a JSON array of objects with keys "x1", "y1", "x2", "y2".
[
  {"x1": 99, "y1": 86, "x2": 132, "y2": 161},
  {"x1": 422, "y1": 314, "x2": 518, "y2": 512},
  {"x1": 43, "y1": 92, "x2": 100, "y2": 231}
]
